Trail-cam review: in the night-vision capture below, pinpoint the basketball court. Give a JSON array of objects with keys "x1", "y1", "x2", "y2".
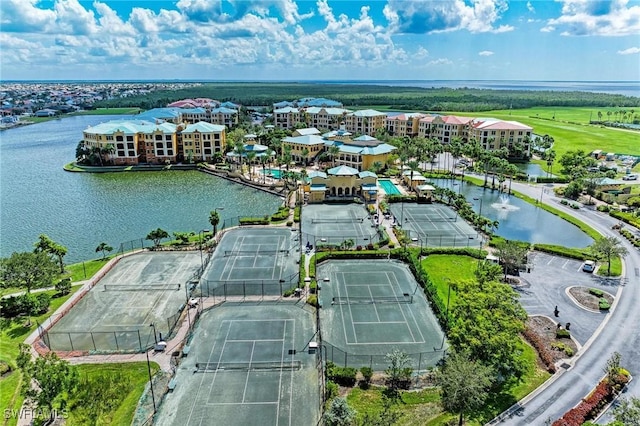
[
  {"x1": 389, "y1": 203, "x2": 480, "y2": 248},
  {"x1": 318, "y1": 260, "x2": 446, "y2": 370},
  {"x1": 301, "y1": 203, "x2": 380, "y2": 248},
  {"x1": 44, "y1": 252, "x2": 201, "y2": 352},
  {"x1": 155, "y1": 303, "x2": 320, "y2": 426},
  {"x1": 199, "y1": 228, "x2": 299, "y2": 297}
]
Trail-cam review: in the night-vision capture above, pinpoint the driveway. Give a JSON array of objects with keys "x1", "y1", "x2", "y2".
[{"x1": 516, "y1": 252, "x2": 620, "y2": 346}]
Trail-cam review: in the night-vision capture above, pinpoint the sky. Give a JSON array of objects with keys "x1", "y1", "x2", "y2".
[{"x1": 1, "y1": 0, "x2": 639, "y2": 82}]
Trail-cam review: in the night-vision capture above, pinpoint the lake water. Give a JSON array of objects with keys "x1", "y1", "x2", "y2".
[
  {"x1": 431, "y1": 179, "x2": 593, "y2": 248},
  {"x1": 0, "y1": 116, "x2": 284, "y2": 262}
]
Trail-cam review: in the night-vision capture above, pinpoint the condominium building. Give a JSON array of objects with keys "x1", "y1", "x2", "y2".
[
  {"x1": 82, "y1": 119, "x2": 226, "y2": 165},
  {"x1": 138, "y1": 107, "x2": 238, "y2": 128},
  {"x1": 327, "y1": 135, "x2": 396, "y2": 171},
  {"x1": 417, "y1": 115, "x2": 475, "y2": 143},
  {"x1": 469, "y1": 119, "x2": 533, "y2": 153},
  {"x1": 386, "y1": 113, "x2": 428, "y2": 137},
  {"x1": 281, "y1": 134, "x2": 326, "y2": 164},
  {"x1": 273, "y1": 106, "x2": 302, "y2": 129},
  {"x1": 344, "y1": 109, "x2": 386, "y2": 136}
]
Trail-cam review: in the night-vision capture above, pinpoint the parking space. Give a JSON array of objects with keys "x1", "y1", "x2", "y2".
[{"x1": 515, "y1": 252, "x2": 621, "y2": 345}]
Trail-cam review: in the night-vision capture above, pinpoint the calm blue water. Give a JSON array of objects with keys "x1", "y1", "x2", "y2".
[
  {"x1": 431, "y1": 179, "x2": 593, "y2": 248},
  {"x1": 315, "y1": 80, "x2": 640, "y2": 97},
  {"x1": 0, "y1": 116, "x2": 283, "y2": 262}
]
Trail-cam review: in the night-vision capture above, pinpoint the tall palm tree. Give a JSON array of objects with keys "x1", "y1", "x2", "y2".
[
  {"x1": 301, "y1": 147, "x2": 309, "y2": 166},
  {"x1": 209, "y1": 210, "x2": 221, "y2": 236},
  {"x1": 407, "y1": 160, "x2": 420, "y2": 192},
  {"x1": 234, "y1": 141, "x2": 246, "y2": 171},
  {"x1": 329, "y1": 145, "x2": 340, "y2": 167},
  {"x1": 546, "y1": 149, "x2": 556, "y2": 177},
  {"x1": 449, "y1": 137, "x2": 464, "y2": 177},
  {"x1": 246, "y1": 151, "x2": 257, "y2": 180}
]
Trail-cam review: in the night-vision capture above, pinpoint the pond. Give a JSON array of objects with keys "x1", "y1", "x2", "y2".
[{"x1": 430, "y1": 178, "x2": 593, "y2": 248}]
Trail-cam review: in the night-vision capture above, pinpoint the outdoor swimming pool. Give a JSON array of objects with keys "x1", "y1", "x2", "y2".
[
  {"x1": 379, "y1": 179, "x2": 402, "y2": 195},
  {"x1": 260, "y1": 168, "x2": 283, "y2": 179}
]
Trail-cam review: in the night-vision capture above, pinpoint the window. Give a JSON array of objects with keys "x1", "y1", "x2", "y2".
[
  {"x1": 126, "y1": 136, "x2": 134, "y2": 141},
  {"x1": 116, "y1": 143, "x2": 124, "y2": 149},
  {"x1": 127, "y1": 143, "x2": 134, "y2": 149},
  {"x1": 155, "y1": 134, "x2": 162, "y2": 141},
  {"x1": 116, "y1": 136, "x2": 124, "y2": 141},
  {"x1": 167, "y1": 150, "x2": 173, "y2": 156},
  {"x1": 157, "y1": 150, "x2": 164, "y2": 155},
  {"x1": 117, "y1": 150, "x2": 125, "y2": 156},
  {"x1": 128, "y1": 151, "x2": 135, "y2": 156},
  {"x1": 156, "y1": 142, "x2": 164, "y2": 148},
  {"x1": 166, "y1": 135, "x2": 172, "y2": 141}
]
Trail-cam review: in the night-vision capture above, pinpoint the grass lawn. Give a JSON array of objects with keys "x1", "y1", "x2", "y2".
[
  {"x1": 420, "y1": 254, "x2": 480, "y2": 307},
  {"x1": 63, "y1": 257, "x2": 112, "y2": 282},
  {"x1": 345, "y1": 340, "x2": 549, "y2": 425},
  {"x1": 0, "y1": 286, "x2": 82, "y2": 426},
  {"x1": 67, "y1": 362, "x2": 159, "y2": 426},
  {"x1": 597, "y1": 256, "x2": 623, "y2": 277}
]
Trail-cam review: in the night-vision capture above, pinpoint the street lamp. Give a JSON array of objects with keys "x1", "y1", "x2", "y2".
[
  {"x1": 145, "y1": 351, "x2": 157, "y2": 413},
  {"x1": 473, "y1": 197, "x2": 483, "y2": 217},
  {"x1": 149, "y1": 323, "x2": 157, "y2": 345},
  {"x1": 198, "y1": 228, "x2": 209, "y2": 269}
]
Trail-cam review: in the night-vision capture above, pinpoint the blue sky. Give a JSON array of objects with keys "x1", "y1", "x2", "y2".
[{"x1": 1, "y1": 0, "x2": 639, "y2": 81}]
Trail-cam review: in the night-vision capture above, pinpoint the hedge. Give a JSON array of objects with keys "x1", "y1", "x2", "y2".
[
  {"x1": 293, "y1": 205, "x2": 301, "y2": 222},
  {"x1": 533, "y1": 244, "x2": 591, "y2": 261},
  {"x1": 599, "y1": 298, "x2": 611, "y2": 310},
  {"x1": 556, "y1": 329, "x2": 571, "y2": 339},
  {"x1": 239, "y1": 216, "x2": 270, "y2": 225},
  {"x1": 270, "y1": 207, "x2": 290, "y2": 222},
  {"x1": 588, "y1": 288, "x2": 604, "y2": 297},
  {"x1": 610, "y1": 210, "x2": 640, "y2": 230},
  {"x1": 326, "y1": 362, "x2": 358, "y2": 387}
]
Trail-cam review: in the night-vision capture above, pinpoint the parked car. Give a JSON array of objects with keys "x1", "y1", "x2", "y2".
[
  {"x1": 582, "y1": 260, "x2": 596, "y2": 273},
  {"x1": 622, "y1": 174, "x2": 638, "y2": 181}
]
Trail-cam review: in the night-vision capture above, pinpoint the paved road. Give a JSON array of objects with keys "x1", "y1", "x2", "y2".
[{"x1": 492, "y1": 181, "x2": 640, "y2": 425}]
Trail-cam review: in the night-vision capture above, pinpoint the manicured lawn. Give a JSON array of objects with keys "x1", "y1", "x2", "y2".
[
  {"x1": 421, "y1": 254, "x2": 480, "y2": 307},
  {"x1": 597, "y1": 256, "x2": 623, "y2": 277},
  {"x1": 63, "y1": 257, "x2": 111, "y2": 282},
  {"x1": 67, "y1": 362, "x2": 159, "y2": 426}
]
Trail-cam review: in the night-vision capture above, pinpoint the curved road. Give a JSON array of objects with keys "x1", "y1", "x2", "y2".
[{"x1": 492, "y1": 181, "x2": 640, "y2": 425}]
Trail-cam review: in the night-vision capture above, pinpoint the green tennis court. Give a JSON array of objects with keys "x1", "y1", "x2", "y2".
[
  {"x1": 318, "y1": 260, "x2": 446, "y2": 371},
  {"x1": 301, "y1": 203, "x2": 380, "y2": 248},
  {"x1": 389, "y1": 203, "x2": 480, "y2": 248},
  {"x1": 199, "y1": 228, "x2": 300, "y2": 297},
  {"x1": 155, "y1": 303, "x2": 320, "y2": 426},
  {"x1": 44, "y1": 252, "x2": 201, "y2": 352}
]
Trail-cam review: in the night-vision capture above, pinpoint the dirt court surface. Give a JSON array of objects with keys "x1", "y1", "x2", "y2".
[
  {"x1": 198, "y1": 228, "x2": 300, "y2": 298},
  {"x1": 155, "y1": 302, "x2": 320, "y2": 426},
  {"x1": 317, "y1": 259, "x2": 446, "y2": 371},
  {"x1": 45, "y1": 252, "x2": 201, "y2": 352}
]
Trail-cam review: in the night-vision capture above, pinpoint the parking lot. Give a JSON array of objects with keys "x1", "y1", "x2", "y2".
[{"x1": 515, "y1": 252, "x2": 622, "y2": 346}]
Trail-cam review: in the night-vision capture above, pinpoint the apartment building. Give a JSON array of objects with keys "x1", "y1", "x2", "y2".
[
  {"x1": 281, "y1": 134, "x2": 326, "y2": 163},
  {"x1": 386, "y1": 113, "x2": 428, "y2": 137},
  {"x1": 344, "y1": 109, "x2": 386, "y2": 136},
  {"x1": 273, "y1": 106, "x2": 302, "y2": 129},
  {"x1": 417, "y1": 115, "x2": 475, "y2": 143},
  {"x1": 138, "y1": 107, "x2": 238, "y2": 128},
  {"x1": 469, "y1": 119, "x2": 533, "y2": 153},
  {"x1": 327, "y1": 135, "x2": 396, "y2": 171},
  {"x1": 179, "y1": 122, "x2": 226, "y2": 162}
]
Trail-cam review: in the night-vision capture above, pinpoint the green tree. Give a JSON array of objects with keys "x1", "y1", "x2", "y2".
[
  {"x1": 546, "y1": 149, "x2": 556, "y2": 177},
  {"x1": 0, "y1": 251, "x2": 58, "y2": 293},
  {"x1": 590, "y1": 236, "x2": 628, "y2": 276},
  {"x1": 435, "y1": 351, "x2": 493, "y2": 426},
  {"x1": 385, "y1": 349, "x2": 413, "y2": 392},
  {"x1": 173, "y1": 231, "x2": 194, "y2": 245},
  {"x1": 33, "y1": 234, "x2": 68, "y2": 274},
  {"x1": 495, "y1": 240, "x2": 530, "y2": 279},
  {"x1": 449, "y1": 280, "x2": 528, "y2": 379},
  {"x1": 17, "y1": 344, "x2": 78, "y2": 421},
  {"x1": 359, "y1": 395, "x2": 399, "y2": 426},
  {"x1": 209, "y1": 210, "x2": 221, "y2": 236},
  {"x1": 474, "y1": 260, "x2": 503, "y2": 289},
  {"x1": 604, "y1": 351, "x2": 623, "y2": 386},
  {"x1": 145, "y1": 228, "x2": 169, "y2": 248},
  {"x1": 95, "y1": 242, "x2": 113, "y2": 260},
  {"x1": 612, "y1": 396, "x2": 640, "y2": 425},
  {"x1": 323, "y1": 397, "x2": 355, "y2": 426}
]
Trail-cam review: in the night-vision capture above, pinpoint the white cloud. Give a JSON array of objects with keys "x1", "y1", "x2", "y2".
[
  {"x1": 543, "y1": 0, "x2": 640, "y2": 36},
  {"x1": 617, "y1": 47, "x2": 640, "y2": 55},
  {"x1": 428, "y1": 58, "x2": 454, "y2": 66},
  {"x1": 526, "y1": 1, "x2": 535, "y2": 13},
  {"x1": 383, "y1": 0, "x2": 514, "y2": 34},
  {"x1": 0, "y1": 0, "x2": 57, "y2": 32},
  {"x1": 479, "y1": 50, "x2": 494, "y2": 56}
]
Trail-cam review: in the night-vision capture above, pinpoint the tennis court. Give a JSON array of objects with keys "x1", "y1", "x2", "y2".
[
  {"x1": 318, "y1": 260, "x2": 446, "y2": 370},
  {"x1": 389, "y1": 203, "x2": 480, "y2": 248},
  {"x1": 199, "y1": 228, "x2": 299, "y2": 297},
  {"x1": 301, "y1": 203, "x2": 380, "y2": 248},
  {"x1": 155, "y1": 303, "x2": 320, "y2": 426},
  {"x1": 44, "y1": 252, "x2": 201, "y2": 352}
]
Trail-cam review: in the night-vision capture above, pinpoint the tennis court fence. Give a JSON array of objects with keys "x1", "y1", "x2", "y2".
[
  {"x1": 197, "y1": 272, "x2": 300, "y2": 299},
  {"x1": 321, "y1": 342, "x2": 446, "y2": 374},
  {"x1": 194, "y1": 360, "x2": 302, "y2": 372}
]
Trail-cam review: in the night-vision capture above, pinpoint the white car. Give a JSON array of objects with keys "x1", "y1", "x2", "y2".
[
  {"x1": 622, "y1": 174, "x2": 638, "y2": 181},
  {"x1": 582, "y1": 260, "x2": 596, "y2": 273}
]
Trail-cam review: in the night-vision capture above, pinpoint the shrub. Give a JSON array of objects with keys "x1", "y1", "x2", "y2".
[
  {"x1": 326, "y1": 362, "x2": 357, "y2": 387},
  {"x1": 360, "y1": 366, "x2": 373, "y2": 387},
  {"x1": 309, "y1": 281, "x2": 317, "y2": 294},
  {"x1": 270, "y1": 207, "x2": 290, "y2": 222},
  {"x1": 388, "y1": 243, "x2": 395, "y2": 249},
  {"x1": 239, "y1": 217, "x2": 270, "y2": 225},
  {"x1": 0, "y1": 360, "x2": 12, "y2": 375},
  {"x1": 553, "y1": 380, "x2": 613, "y2": 426},
  {"x1": 293, "y1": 206, "x2": 301, "y2": 222},
  {"x1": 306, "y1": 295, "x2": 318, "y2": 307},
  {"x1": 286, "y1": 220, "x2": 293, "y2": 227},
  {"x1": 560, "y1": 199, "x2": 569, "y2": 205},
  {"x1": 283, "y1": 288, "x2": 296, "y2": 297},
  {"x1": 571, "y1": 204, "x2": 580, "y2": 209},
  {"x1": 522, "y1": 327, "x2": 557, "y2": 373},
  {"x1": 589, "y1": 288, "x2": 604, "y2": 297},
  {"x1": 556, "y1": 329, "x2": 571, "y2": 339},
  {"x1": 596, "y1": 205, "x2": 611, "y2": 212},
  {"x1": 598, "y1": 298, "x2": 611, "y2": 310},
  {"x1": 55, "y1": 277, "x2": 72, "y2": 296},
  {"x1": 325, "y1": 380, "x2": 339, "y2": 401}
]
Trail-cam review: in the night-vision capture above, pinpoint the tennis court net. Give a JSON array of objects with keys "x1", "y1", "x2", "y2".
[
  {"x1": 223, "y1": 249, "x2": 289, "y2": 257},
  {"x1": 194, "y1": 360, "x2": 302, "y2": 372},
  {"x1": 409, "y1": 216, "x2": 457, "y2": 223},
  {"x1": 103, "y1": 283, "x2": 180, "y2": 292},
  {"x1": 332, "y1": 294, "x2": 413, "y2": 305},
  {"x1": 311, "y1": 218, "x2": 364, "y2": 224}
]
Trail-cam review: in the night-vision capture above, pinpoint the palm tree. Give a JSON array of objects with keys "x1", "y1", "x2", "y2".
[
  {"x1": 301, "y1": 147, "x2": 310, "y2": 166},
  {"x1": 102, "y1": 143, "x2": 115, "y2": 165},
  {"x1": 449, "y1": 137, "x2": 464, "y2": 177},
  {"x1": 246, "y1": 151, "x2": 257, "y2": 180},
  {"x1": 328, "y1": 145, "x2": 340, "y2": 167},
  {"x1": 546, "y1": 149, "x2": 556, "y2": 177},
  {"x1": 606, "y1": 111, "x2": 612, "y2": 122},
  {"x1": 597, "y1": 111, "x2": 603, "y2": 121},
  {"x1": 407, "y1": 160, "x2": 420, "y2": 192},
  {"x1": 95, "y1": 242, "x2": 113, "y2": 260},
  {"x1": 234, "y1": 141, "x2": 246, "y2": 171},
  {"x1": 209, "y1": 210, "x2": 221, "y2": 236}
]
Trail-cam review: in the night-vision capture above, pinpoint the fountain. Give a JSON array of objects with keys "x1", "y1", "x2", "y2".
[{"x1": 492, "y1": 194, "x2": 520, "y2": 212}]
